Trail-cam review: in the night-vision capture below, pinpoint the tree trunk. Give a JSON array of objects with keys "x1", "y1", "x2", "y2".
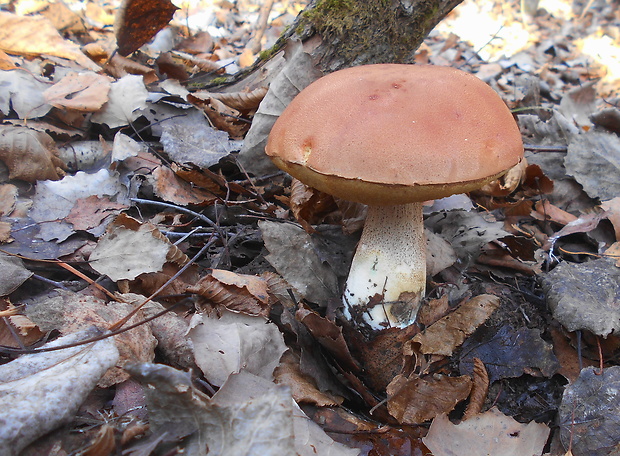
[{"x1": 291, "y1": 0, "x2": 464, "y2": 71}]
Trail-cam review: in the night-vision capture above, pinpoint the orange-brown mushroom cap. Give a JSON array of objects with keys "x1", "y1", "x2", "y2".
[{"x1": 266, "y1": 64, "x2": 523, "y2": 205}]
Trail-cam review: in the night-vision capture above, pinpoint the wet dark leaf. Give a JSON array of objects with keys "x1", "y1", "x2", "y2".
[
  {"x1": 459, "y1": 325, "x2": 560, "y2": 383},
  {"x1": 558, "y1": 366, "x2": 620, "y2": 456}
]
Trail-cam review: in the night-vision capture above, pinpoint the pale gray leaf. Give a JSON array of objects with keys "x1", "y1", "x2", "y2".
[
  {"x1": 238, "y1": 38, "x2": 323, "y2": 175},
  {"x1": 565, "y1": 131, "x2": 620, "y2": 201},
  {"x1": 160, "y1": 115, "x2": 236, "y2": 168},
  {"x1": 259, "y1": 220, "x2": 339, "y2": 304},
  {"x1": 541, "y1": 257, "x2": 620, "y2": 336},
  {"x1": 0, "y1": 251, "x2": 32, "y2": 295},
  {"x1": 0, "y1": 330, "x2": 119, "y2": 456}
]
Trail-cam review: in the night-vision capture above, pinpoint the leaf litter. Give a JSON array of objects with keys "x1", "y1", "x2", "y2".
[{"x1": 0, "y1": 0, "x2": 620, "y2": 454}]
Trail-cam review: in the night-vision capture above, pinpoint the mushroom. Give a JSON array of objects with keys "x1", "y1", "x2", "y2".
[{"x1": 265, "y1": 64, "x2": 523, "y2": 330}]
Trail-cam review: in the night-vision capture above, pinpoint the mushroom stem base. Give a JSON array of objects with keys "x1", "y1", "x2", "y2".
[{"x1": 343, "y1": 202, "x2": 426, "y2": 329}]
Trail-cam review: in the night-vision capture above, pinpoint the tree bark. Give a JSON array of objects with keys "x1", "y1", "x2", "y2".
[{"x1": 291, "y1": 0, "x2": 464, "y2": 72}]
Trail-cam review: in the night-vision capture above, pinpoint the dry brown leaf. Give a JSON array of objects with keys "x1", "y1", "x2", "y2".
[
  {"x1": 533, "y1": 199, "x2": 579, "y2": 225},
  {"x1": 38, "y1": 1, "x2": 87, "y2": 35},
  {"x1": 522, "y1": 163, "x2": 554, "y2": 196},
  {"x1": 260, "y1": 271, "x2": 298, "y2": 310},
  {"x1": 0, "y1": 302, "x2": 43, "y2": 349},
  {"x1": 0, "y1": 125, "x2": 64, "y2": 182},
  {"x1": 0, "y1": 184, "x2": 17, "y2": 216},
  {"x1": 605, "y1": 242, "x2": 620, "y2": 267},
  {"x1": 335, "y1": 198, "x2": 367, "y2": 234},
  {"x1": 477, "y1": 247, "x2": 539, "y2": 276},
  {"x1": 104, "y1": 53, "x2": 158, "y2": 84},
  {"x1": 274, "y1": 351, "x2": 342, "y2": 406},
  {"x1": 0, "y1": 49, "x2": 16, "y2": 70},
  {"x1": 188, "y1": 94, "x2": 248, "y2": 139},
  {"x1": 413, "y1": 294, "x2": 501, "y2": 356},
  {"x1": 296, "y1": 306, "x2": 361, "y2": 374},
  {"x1": 151, "y1": 165, "x2": 218, "y2": 206},
  {"x1": 423, "y1": 408, "x2": 550, "y2": 456},
  {"x1": 82, "y1": 424, "x2": 115, "y2": 456},
  {"x1": 0, "y1": 222, "x2": 11, "y2": 243},
  {"x1": 0, "y1": 12, "x2": 99, "y2": 70},
  {"x1": 90, "y1": 75, "x2": 147, "y2": 128},
  {"x1": 122, "y1": 293, "x2": 197, "y2": 371},
  {"x1": 44, "y1": 72, "x2": 111, "y2": 112},
  {"x1": 128, "y1": 263, "x2": 198, "y2": 298},
  {"x1": 416, "y1": 294, "x2": 450, "y2": 327},
  {"x1": 500, "y1": 158, "x2": 528, "y2": 193},
  {"x1": 207, "y1": 86, "x2": 269, "y2": 112},
  {"x1": 346, "y1": 323, "x2": 419, "y2": 392},
  {"x1": 601, "y1": 197, "x2": 620, "y2": 241},
  {"x1": 114, "y1": 0, "x2": 178, "y2": 56},
  {"x1": 113, "y1": 213, "x2": 189, "y2": 267},
  {"x1": 386, "y1": 373, "x2": 472, "y2": 424},
  {"x1": 479, "y1": 158, "x2": 527, "y2": 196},
  {"x1": 170, "y1": 163, "x2": 226, "y2": 195},
  {"x1": 189, "y1": 311, "x2": 287, "y2": 387},
  {"x1": 177, "y1": 32, "x2": 214, "y2": 54},
  {"x1": 549, "y1": 326, "x2": 597, "y2": 382},
  {"x1": 189, "y1": 269, "x2": 271, "y2": 317},
  {"x1": 462, "y1": 357, "x2": 489, "y2": 420},
  {"x1": 289, "y1": 178, "x2": 337, "y2": 233},
  {"x1": 237, "y1": 48, "x2": 256, "y2": 68},
  {"x1": 66, "y1": 195, "x2": 127, "y2": 232},
  {"x1": 544, "y1": 211, "x2": 609, "y2": 251},
  {"x1": 169, "y1": 51, "x2": 221, "y2": 72}
]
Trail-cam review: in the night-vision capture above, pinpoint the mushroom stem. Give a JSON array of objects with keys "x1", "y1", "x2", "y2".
[{"x1": 343, "y1": 202, "x2": 426, "y2": 329}]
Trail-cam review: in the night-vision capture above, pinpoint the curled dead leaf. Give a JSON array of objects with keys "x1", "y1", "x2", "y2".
[
  {"x1": 0, "y1": 126, "x2": 64, "y2": 182},
  {"x1": 188, "y1": 93, "x2": 248, "y2": 139},
  {"x1": 533, "y1": 200, "x2": 578, "y2": 225},
  {"x1": 543, "y1": 210, "x2": 609, "y2": 251},
  {"x1": 462, "y1": 357, "x2": 489, "y2": 420},
  {"x1": 289, "y1": 178, "x2": 337, "y2": 233},
  {"x1": 169, "y1": 50, "x2": 222, "y2": 72},
  {"x1": 500, "y1": 157, "x2": 528, "y2": 193},
  {"x1": 207, "y1": 86, "x2": 269, "y2": 112},
  {"x1": 479, "y1": 158, "x2": 527, "y2": 196},
  {"x1": 274, "y1": 350, "x2": 343, "y2": 406},
  {"x1": 601, "y1": 197, "x2": 620, "y2": 240},
  {"x1": 188, "y1": 269, "x2": 271, "y2": 317},
  {"x1": 151, "y1": 165, "x2": 218, "y2": 207},
  {"x1": 416, "y1": 294, "x2": 450, "y2": 327}
]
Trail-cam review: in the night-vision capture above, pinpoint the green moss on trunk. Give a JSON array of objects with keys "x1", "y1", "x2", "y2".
[{"x1": 300, "y1": 0, "x2": 451, "y2": 66}]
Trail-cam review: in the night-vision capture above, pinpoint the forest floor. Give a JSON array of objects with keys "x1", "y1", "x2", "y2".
[{"x1": 1, "y1": 0, "x2": 620, "y2": 455}]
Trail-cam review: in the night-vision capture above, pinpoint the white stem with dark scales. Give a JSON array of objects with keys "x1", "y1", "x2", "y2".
[{"x1": 343, "y1": 203, "x2": 426, "y2": 329}]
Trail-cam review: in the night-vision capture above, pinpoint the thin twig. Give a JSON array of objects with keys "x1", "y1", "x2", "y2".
[
  {"x1": 524, "y1": 144, "x2": 568, "y2": 152},
  {"x1": 0, "y1": 237, "x2": 217, "y2": 355},
  {"x1": 130, "y1": 197, "x2": 225, "y2": 239}
]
